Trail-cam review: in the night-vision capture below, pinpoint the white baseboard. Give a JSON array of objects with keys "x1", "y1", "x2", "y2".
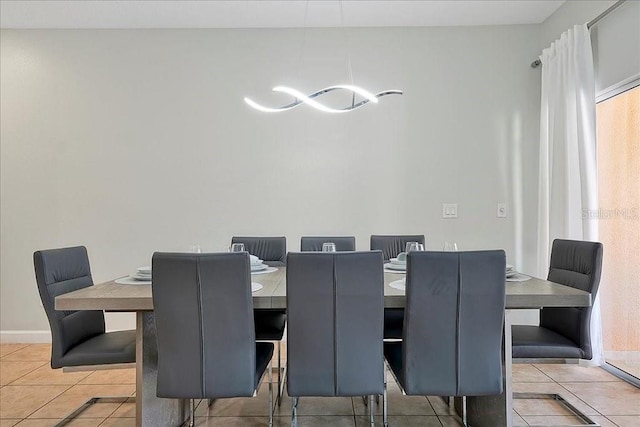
[{"x1": 1, "y1": 330, "x2": 52, "y2": 343}]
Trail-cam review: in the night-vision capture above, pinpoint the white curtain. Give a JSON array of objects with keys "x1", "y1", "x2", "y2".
[{"x1": 537, "y1": 24, "x2": 603, "y2": 364}]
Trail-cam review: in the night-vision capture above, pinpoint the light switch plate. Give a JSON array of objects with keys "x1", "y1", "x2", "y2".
[
  {"x1": 497, "y1": 203, "x2": 507, "y2": 218},
  {"x1": 443, "y1": 203, "x2": 458, "y2": 218}
]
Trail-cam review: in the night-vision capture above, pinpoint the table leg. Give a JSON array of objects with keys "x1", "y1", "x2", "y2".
[
  {"x1": 136, "y1": 312, "x2": 189, "y2": 427},
  {"x1": 456, "y1": 310, "x2": 513, "y2": 427}
]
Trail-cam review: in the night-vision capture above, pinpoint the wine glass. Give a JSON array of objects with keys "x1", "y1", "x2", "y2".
[
  {"x1": 230, "y1": 243, "x2": 245, "y2": 253},
  {"x1": 443, "y1": 242, "x2": 459, "y2": 252},
  {"x1": 405, "y1": 242, "x2": 419, "y2": 252},
  {"x1": 322, "y1": 242, "x2": 337, "y2": 252},
  {"x1": 417, "y1": 243, "x2": 425, "y2": 251}
]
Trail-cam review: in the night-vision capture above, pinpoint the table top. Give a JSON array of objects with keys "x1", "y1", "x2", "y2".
[{"x1": 55, "y1": 268, "x2": 592, "y2": 312}]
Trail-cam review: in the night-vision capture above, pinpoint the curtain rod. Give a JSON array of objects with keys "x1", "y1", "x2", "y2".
[{"x1": 530, "y1": 0, "x2": 628, "y2": 68}]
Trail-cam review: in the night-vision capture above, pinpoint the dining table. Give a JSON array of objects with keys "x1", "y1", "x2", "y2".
[{"x1": 55, "y1": 266, "x2": 592, "y2": 427}]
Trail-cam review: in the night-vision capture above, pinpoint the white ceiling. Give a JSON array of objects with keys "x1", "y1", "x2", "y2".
[{"x1": 1, "y1": 0, "x2": 566, "y2": 29}]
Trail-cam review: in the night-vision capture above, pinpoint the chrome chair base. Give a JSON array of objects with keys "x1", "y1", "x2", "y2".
[
  {"x1": 54, "y1": 396, "x2": 133, "y2": 427},
  {"x1": 513, "y1": 392, "x2": 600, "y2": 426}
]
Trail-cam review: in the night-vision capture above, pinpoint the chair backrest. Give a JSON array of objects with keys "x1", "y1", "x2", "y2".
[
  {"x1": 33, "y1": 246, "x2": 105, "y2": 369},
  {"x1": 287, "y1": 251, "x2": 384, "y2": 397},
  {"x1": 541, "y1": 239, "x2": 603, "y2": 359},
  {"x1": 300, "y1": 236, "x2": 356, "y2": 252},
  {"x1": 231, "y1": 236, "x2": 286, "y2": 266},
  {"x1": 402, "y1": 250, "x2": 505, "y2": 396},
  {"x1": 152, "y1": 252, "x2": 256, "y2": 399},
  {"x1": 370, "y1": 235, "x2": 425, "y2": 261}
]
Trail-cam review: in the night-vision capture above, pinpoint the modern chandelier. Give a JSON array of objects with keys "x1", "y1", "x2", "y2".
[
  {"x1": 244, "y1": 85, "x2": 403, "y2": 113},
  {"x1": 244, "y1": 1, "x2": 403, "y2": 114}
]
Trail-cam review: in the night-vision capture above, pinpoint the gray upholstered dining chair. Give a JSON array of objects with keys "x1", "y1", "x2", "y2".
[
  {"x1": 370, "y1": 234, "x2": 425, "y2": 261},
  {"x1": 300, "y1": 236, "x2": 356, "y2": 251},
  {"x1": 34, "y1": 246, "x2": 136, "y2": 425},
  {"x1": 231, "y1": 236, "x2": 287, "y2": 404},
  {"x1": 370, "y1": 234, "x2": 425, "y2": 341},
  {"x1": 384, "y1": 250, "x2": 506, "y2": 426},
  {"x1": 287, "y1": 251, "x2": 386, "y2": 427},
  {"x1": 511, "y1": 239, "x2": 603, "y2": 426},
  {"x1": 152, "y1": 252, "x2": 274, "y2": 427}
]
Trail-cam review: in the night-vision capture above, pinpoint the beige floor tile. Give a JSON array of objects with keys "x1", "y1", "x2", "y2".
[
  {"x1": 0, "y1": 361, "x2": 48, "y2": 385},
  {"x1": 0, "y1": 345, "x2": 29, "y2": 359},
  {"x1": 353, "y1": 390, "x2": 435, "y2": 416},
  {"x1": 355, "y1": 415, "x2": 443, "y2": 426},
  {"x1": 512, "y1": 412, "x2": 527, "y2": 426},
  {"x1": 15, "y1": 419, "x2": 103, "y2": 426},
  {"x1": 12, "y1": 365, "x2": 91, "y2": 386},
  {"x1": 562, "y1": 381, "x2": 640, "y2": 415},
  {"x1": 425, "y1": 396, "x2": 457, "y2": 416},
  {"x1": 288, "y1": 397, "x2": 354, "y2": 417},
  {"x1": 512, "y1": 364, "x2": 553, "y2": 383},
  {"x1": 514, "y1": 397, "x2": 578, "y2": 417},
  {"x1": 97, "y1": 418, "x2": 135, "y2": 427},
  {"x1": 521, "y1": 414, "x2": 587, "y2": 425},
  {"x1": 535, "y1": 364, "x2": 623, "y2": 383},
  {"x1": 0, "y1": 419, "x2": 21, "y2": 427},
  {"x1": 2, "y1": 345, "x2": 51, "y2": 362},
  {"x1": 589, "y1": 415, "x2": 620, "y2": 427},
  {"x1": 194, "y1": 416, "x2": 314, "y2": 426},
  {"x1": 28, "y1": 385, "x2": 134, "y2": 419},
  {"x1": 79, "y1": 369, "x2": 135, "y2": 385},
  {"x1": 108, "y1": 399, "x2": 135, "y2": 418},
  {"x1": 0, "y1": 385, "x2": 70, "y2": 419},
  {"x1": 436, "y1": 415, "x2": 465, "y2": 427},
  {"x1": 606, "y1": 415, "x2": 640, "y2": 427},
  {"x1": 513, "y1": 381, "x2": 599, "y2": 416},
  {"x1": 279, "y1": 416, "x2": 354, "y2": 427}
]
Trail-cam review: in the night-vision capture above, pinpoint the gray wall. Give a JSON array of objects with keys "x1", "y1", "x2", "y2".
[{"x1": 1, "y1": 26, "x2": 542, "y2": 336}]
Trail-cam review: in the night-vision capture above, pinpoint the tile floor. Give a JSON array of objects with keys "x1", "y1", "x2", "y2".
[{"x1": 1, "y1": 344, "x2": 639, "y2": 426}]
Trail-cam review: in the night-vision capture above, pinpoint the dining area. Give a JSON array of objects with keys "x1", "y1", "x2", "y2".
[
  {"x1": 45, "y1": 235, "x2": 598, "y2": 427},
  {"x1": 2, "y1": 1, "x2": 639, "y2": 426}
]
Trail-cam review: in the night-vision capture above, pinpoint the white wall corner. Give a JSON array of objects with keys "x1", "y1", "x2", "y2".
[{"x1": 1, "y1": 330, "x2": 52, "y2": 343}]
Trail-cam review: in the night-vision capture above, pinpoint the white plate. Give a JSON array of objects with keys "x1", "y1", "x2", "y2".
[
  {"x1": 131, "y1": 273, "x2": 151, "y2": 281},
  {"x1": 251, "y1": 259, "x2": 264, "y2": 266},
  {"x1": 115, "y1": 276, "x2": 151, "y2": 285},
  {"x1": 252, "y1": 267, "x2": 278, "y2": 275},
  {"x1": 385, "y1": 263, "x2": 406, "y2": 271},
  {"x1": 251, "y1": 263, "x2": 268, "y2": 272},
  {"x1": 389, "y1": 258, "x2": 406, "y2": 265},
  {"x1": 137, "y1": 266, "x2": 151, "y2": 275},
  {"x1": 251, "y1": 282, "x2": 263, "y2": 292},
  {"x1": 506, "y1": 264, "x2": 514, "y2": 271},
  {"x1": 389, "y1": 279, "x2": 406, "y2": 291},
  {"x1": 506, "y1": 270, "x2": 518, "y2": 278}
]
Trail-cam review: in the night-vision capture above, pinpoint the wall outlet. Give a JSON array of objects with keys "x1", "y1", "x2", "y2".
[
  {"x1": 442, "y1": 203, "x2": 458, "y2": 218},
  {"x1": 497, "y1": 203, "x2": 507, "y2": 218}
]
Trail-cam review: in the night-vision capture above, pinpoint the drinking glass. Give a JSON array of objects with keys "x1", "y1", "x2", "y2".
[
  {"x1": 417, "y1": 243, "x2": 425, "y2": 251},
  {"x1": 443, "y1": 242, "x2": 459, "y2": 252},
  {"x1": 405, "y1": 242, "x2": 420, "y2": 252},
  {"x1": 230, "y1": 243, "x2": 245, "y2": 253},
  {"x1": 322, "y1": 242, "x2": 337, "y2": 252},
  {"x1": 189, "y1": 245, "x2": 202, "y2": 253}
]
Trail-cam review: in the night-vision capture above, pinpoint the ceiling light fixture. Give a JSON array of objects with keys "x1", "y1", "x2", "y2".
[{"x1": 244, "y1": 1, "x2": 403, "y2": 113}]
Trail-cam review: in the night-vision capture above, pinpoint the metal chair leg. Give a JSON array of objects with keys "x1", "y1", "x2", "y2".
[
  {"x1": 291, "y1": 396, "x2": 299, "y2": 427},
  {"x1": 369, "y1": 395, "x2": 375, "y2": 426},
  {"x1": 188, "y1": 399, "x2": 195, "y2": 427},
  {"x1": 54, "y1": 397, "x2": 132, "y2": 427},
  {"x1": 462, "y1": 396, "x2": 468, "y2": 427},
  {"x1": 383, "y1": 377, "x2": 388, "y2": 427},
  {"x1": 362, "y1": 395, "x2": 369, "y2": 406},
  {"x1": 268, "y1": 357, "x2": 274, "y2": 427}
]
